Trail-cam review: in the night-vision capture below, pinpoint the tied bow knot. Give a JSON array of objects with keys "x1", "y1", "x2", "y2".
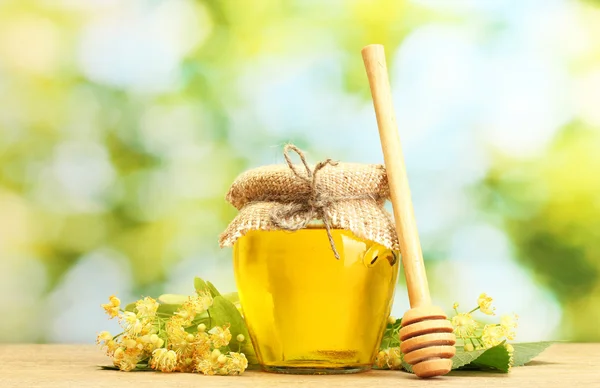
[{"x1": 269, "y1": 145, "x2": 341, "y2": 259}]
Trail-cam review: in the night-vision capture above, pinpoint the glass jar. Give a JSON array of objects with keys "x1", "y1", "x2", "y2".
[{"x1": 233, "y1": 225, "x2": 399, "y2": 374}]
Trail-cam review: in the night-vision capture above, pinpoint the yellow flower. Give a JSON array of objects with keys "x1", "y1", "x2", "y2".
[
  {"x1": 194, "y1": 292, "x2": 213, "y2": 313},
  {"x1": 96, "y1": 331, "x2": 119, "y2": 355},
  {"x1": 105, "y1": 340, "x2": 119, "y2": 354},
  {"x1": 374, "y1": 348, "x2": 402, "y2": 370},
  {"x1": 135, "y1": 297, "x2": 159, "y2": 319},
  {"x1": 116, "y1": 357, "x2": 138, "y2": 372},
  {"x1": 500, "y1": 314, "x2": 518, "y2": 340},
  {"x1": 236, "y1": 334, "x2": 245, "y2": 343},
  {"x1": 387, "y1": 347, "x2": 403, "y2": 370},
  {"x1": 481, "y1": 324, "x2": 504, "y2": 348},
  {"x1": 464, "y1": 343, "x2": 475, "y2": 352},
  {"x1": 96, "y1": 331, "x2": 112, "y2": 345},
  {"x1": 374, "y1": 349, "x2": 389, "y2": 369},
  {"x1": 195, "y1": 357, "x2": 220, "y2": 375},
  {"x1": 477, "y1": 293, "x2": 495, "y2": 315},
  {"x1": 120, "y1": 312, "x2": 143, "y2": 336},
  {"x1": 453, "y1": 302, "x2": 459, "y2": 310},
  {"x1": 112, "y1": 347, "x2": 141, "y2": 372},
  {"x1": 101, "y1": 295, "x2": 121, "y2": 318},
  {"x1": 123, "y1": 338, "x2": 138, "y2": 350},
  {"x1": 195, "y1": 352, "x2": 249, "y2": 376},
  {"x1": 166, "y1": 319, "x2": 194, "y2": 356},
  {"x1": 174, "y1": 293, "x2": 213, "y2": 326},
  {"x1": 190, "y1": 333, "x2": 211, "y2": 359},
  {"x1": 150, "y1": 348, "x2": 178, "y2": 372},
  {"x1": 227, "y1": 352, "x2": 249, "y2": 375},
  {"x1": 451, "y1": 313, "x2": 478, "y2": 338},
  {"x1": 209, "y1": 325, "x2": 232, "y2": 348}
]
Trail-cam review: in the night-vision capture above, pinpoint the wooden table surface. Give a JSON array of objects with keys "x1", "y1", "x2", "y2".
[{"x1": 0, "y1": 344, "x2": 598, "y2": 387}]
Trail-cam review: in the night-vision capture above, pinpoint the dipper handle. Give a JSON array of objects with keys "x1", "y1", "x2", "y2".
[{"x1": 361, "y1": 44, "x2": 430, "y2": 307}]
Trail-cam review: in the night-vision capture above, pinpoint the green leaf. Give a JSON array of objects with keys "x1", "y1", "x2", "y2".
[
  {"x1": 208, "y1": 296, "x2": 258, "y2": 364},
  {"x1": 399, "y1": 342, "x2": 553, "y2": 374},
  {"x1": 401, "y1": 360, "x2": 413, "y2": 373},
  {"x1": 124, "y1": 302, "x2": 136, "y2": 313},
  {"x1": 206, "y1": 281, "x2": 222, "y2": 297},
  {"x1": 98, "y1": 364, "x2": 153, "y2": 371},
  {"x1": 512, "y1": 342, "x2": 554, "y2": 367},
  {"x1": 209, "y1": 296, "x2": 248, "y2": 342},
  {"x1": 469, "y1": 344, "x2": 511, "y2": 372},
  {"x1": 452, "y1": 347, "x2": 488, "y2": 369},
  {"x1": 222, "y1": 292, "x2": 240, "y2": 304},
  {"x1": 158, "y1": 294, "x2": 188, "y2": 305},
  {"x1": 379, "y1": 318, "x2": 401, "y2": 350},
  {"x1": 194, "y1": 277, "x2": 221, "y2": 297}
]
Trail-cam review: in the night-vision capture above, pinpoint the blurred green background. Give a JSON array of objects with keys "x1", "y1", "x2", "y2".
[{"x1": 1, "y1": 0, "x2": 599, "y2": 343}]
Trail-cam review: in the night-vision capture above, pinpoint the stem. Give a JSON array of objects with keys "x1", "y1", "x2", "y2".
[
  {"x1": 468, "y1": 306, "x2": 480, "y2": 314},
  {"x1": 476, "y1": 337, "x2": 484, "y2": 348}
]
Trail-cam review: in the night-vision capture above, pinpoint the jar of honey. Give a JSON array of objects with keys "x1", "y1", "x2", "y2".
[{"x1": 220, "y1": 145, "x2": 399, "y2": 374}]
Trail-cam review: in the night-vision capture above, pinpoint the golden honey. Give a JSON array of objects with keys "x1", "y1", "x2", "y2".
[{"x1": 233, "y1": 227, "x2": 399, "y2": 374}]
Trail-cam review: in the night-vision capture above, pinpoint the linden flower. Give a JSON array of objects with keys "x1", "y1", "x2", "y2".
[
  {"x1": 451, "y1": 313, "x2": 478, "y2": 338},
  {"x1": 195, "y1": 352, "x2": 249, "y2": 376},
  {"x1": 151, "y1": 348, "x2": 178, "y2": 372},
  {"x1": 387, "y1": 347, "x2": 403, "y2": 370},
  {"x1": 374, "y1": 349, "x2": 389, "y2": 369},
  {"x1": 482, "y1": 324, "x2": 505, "y2": 348},
  {"x1": 193, "y1": 291, "x2": 213, "y2": 313},
  {"x1": 112, "y1": 347, "x2": 141, "y2": 372},
  {"x1": 121, "y1": 311, "x2": 143, "y2": 336},
  {"x1": 195, "y1": 357, "x2": 220, "y2": 376},
  {"x1": 374, "y1": 348, "x2": 402, "y2": 370},
  {"x1": 175, "y1": 293, "x2": 213, "y2": 325},
  {"x1": 96, "y1": 331, "x2": 112, "y2": 345},
  {"x1": 477, "y1": 293, "x2": 496, "y2": 316},
  {"x1": 101, "y1": 295, "x2": 121, "y2": 318},
  {"x1": 135, "y1": 297, "x2": 159, "y2": 319},
  {"x1": 500, "y1": 314, "x2": 519, "y2": 340},
  {"x1": 227, "y1": 352, "x2": 249, "y2": 375},
  {"x1": 166, "y1": 320, "x2": 194, "y2": 355},
  {"x1": 209, "y1": 325, "x2": 232, "y2": 348}
]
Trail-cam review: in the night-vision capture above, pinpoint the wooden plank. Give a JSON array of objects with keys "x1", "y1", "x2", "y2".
[{"x1": 0, "y1": 344, "x2": 598, "y2": 387}]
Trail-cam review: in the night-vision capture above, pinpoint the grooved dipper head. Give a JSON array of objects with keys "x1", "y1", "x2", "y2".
[{"x1": 399, "y1": 306, "x2": 456, "y2": 378}]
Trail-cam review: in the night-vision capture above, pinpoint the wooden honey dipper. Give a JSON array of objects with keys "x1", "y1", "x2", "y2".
[{"x1": 362, "y1": 44, "x2": 456, "y2": 378}]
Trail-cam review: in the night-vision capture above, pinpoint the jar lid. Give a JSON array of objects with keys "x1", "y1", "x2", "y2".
[{"x1": 219, "y1": 145, "x2": 399, "y2": 254}]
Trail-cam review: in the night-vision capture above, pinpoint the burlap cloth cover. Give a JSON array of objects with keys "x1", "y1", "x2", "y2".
[{"x1": 218, "y1": 145, "x2": 399, "y2": 257}]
